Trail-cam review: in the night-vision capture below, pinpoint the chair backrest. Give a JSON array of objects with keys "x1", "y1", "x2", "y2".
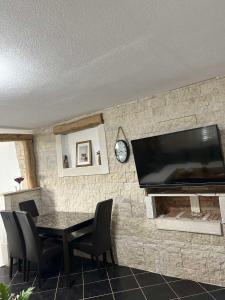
[
  {"x1": 0, "y1": 211, "x2": 26, "y2": 260},
  {"x1": 15, "y1": 211, "x2": 41, "y2": 263},
  {"x1": 19, "y1": 200, "x2": 39, "y2": 217},
  {"x1": 92, "y1": 199, "x2": 113, "y2": 251}
]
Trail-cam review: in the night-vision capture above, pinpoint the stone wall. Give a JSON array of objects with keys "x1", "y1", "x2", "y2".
[
  {"x1": 15, "y1": 142, "x2": 28, "y2": 189},
  {"x1": 35, "y1": 77, "x2": 225, "y2": 286}
]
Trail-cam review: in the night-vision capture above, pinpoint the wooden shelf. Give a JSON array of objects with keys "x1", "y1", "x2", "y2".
[
  {"x1": 53, "y1": 113, "x2": 104, "y2": 135},
  {"x1": 146, "y1": 184, "x2": 225, "y2": 195}
]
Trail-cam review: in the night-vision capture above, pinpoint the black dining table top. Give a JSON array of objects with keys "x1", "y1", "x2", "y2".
[{"x1": 35, "y1": 211, "x2": 94, "y2": 231}]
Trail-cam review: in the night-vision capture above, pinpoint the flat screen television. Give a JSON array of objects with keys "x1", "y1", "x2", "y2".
[{"x1": 131, "y1": 125, "x2": 225, "y2": 188}]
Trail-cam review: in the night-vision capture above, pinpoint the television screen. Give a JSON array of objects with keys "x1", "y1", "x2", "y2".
[{"x1": 131, "y1": 125, "x2": 225, "y2": 188}]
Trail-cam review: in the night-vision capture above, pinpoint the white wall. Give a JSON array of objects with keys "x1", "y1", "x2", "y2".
[
  {"x1": 0, "y1": 142, "x2": 21, "y2": 193},
  {"x1": 61, "y1": 127, "x2": 100, "y2": 168}
]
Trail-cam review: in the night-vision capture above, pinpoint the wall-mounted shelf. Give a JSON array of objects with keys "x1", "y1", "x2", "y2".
[{"x1": 146, "y1": 185, "x2": 225, "y2": 194}]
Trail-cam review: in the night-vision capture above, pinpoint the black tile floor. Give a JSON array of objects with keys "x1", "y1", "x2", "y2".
[{"x1": 1, "y1": 257, "x2": 225, "y2": 300}]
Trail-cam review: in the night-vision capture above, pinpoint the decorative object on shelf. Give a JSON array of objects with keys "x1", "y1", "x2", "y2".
[
  {"x1": 63, "y1": 155, "x2": 69, "y2": 168},
  {"x1": 76, "y1": 140, "x2": 92, "y2": 167},
  {"x1": 96, "y1": 150, "x2": 102, "y2": 165},
  {"x1": 14, "y1": 176, "x2": 24, "y2": 190},
  {"x1": 114, "y1": 126, "x2": 130, "y2": 163}
]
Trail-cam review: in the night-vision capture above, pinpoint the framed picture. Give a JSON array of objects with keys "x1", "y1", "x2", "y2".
[{"x1": 76, "y1": 140, "x2": 92, "y2": 167}]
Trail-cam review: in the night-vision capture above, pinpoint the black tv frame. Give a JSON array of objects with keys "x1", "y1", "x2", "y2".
[{"x1": 131, "y1": 125, "x2": 225, "y2": 189}]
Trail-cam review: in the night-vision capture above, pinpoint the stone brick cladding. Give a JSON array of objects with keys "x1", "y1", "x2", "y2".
[{"x1": 34, "y1": 77, "x2": 225, "y2": 286}]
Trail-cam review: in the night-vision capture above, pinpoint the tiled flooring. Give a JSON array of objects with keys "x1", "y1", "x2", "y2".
[{"x1": 1, "y1": 257, "x2": 225, "y2": 300}]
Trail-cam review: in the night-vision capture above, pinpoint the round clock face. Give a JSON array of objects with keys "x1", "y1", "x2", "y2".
[{"x1": 115, "y1": 140, "x2": 129, "y2": 163}]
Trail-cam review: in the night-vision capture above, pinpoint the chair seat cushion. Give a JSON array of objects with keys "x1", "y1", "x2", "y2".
[
  {"x1": 69, "y1": 225, "x2": 93, "y2": 240},
  {"x1": 41, "y1": 240, "x2": 62, "y2": 261},
  {"x1": 69, "y1": 233, "x2": 94, "y2": 254}
]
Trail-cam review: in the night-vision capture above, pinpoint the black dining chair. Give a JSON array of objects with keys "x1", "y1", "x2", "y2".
[
  {"x1": 0, "y1": 211, "x2": 26, "y2": 280},
  {"x1": 19, "y1": 200, "x2": 62, "y2": 241},
  {"x1": 69, "y1": 199, "x2": 115, "y2": 267},
  {"x1": 15, "y1": 211, "x2": 62, "y2": 288},
  {"x1": 19, "y1": 200, "x2": 39, "y2": 217}
]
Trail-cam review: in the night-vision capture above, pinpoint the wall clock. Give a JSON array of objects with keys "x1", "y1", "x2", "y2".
[{"x1": 114, "y1": 127, "x2": 130, "y2": 163}]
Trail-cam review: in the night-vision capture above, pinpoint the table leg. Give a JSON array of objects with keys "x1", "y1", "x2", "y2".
[{"x1": 63, "y1": 232, "x2": 70, "y2": 287}]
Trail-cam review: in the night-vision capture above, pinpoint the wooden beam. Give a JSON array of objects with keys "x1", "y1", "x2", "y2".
[
  {"x1": 53, "y1": 113, "x2": 104, "y2": 135},
  {"x1": 0, "y1": 134, "x2": 33, "y2": 142},
  {"x1": 22, "y1": 139, "x2": 38, "y2": 189}
]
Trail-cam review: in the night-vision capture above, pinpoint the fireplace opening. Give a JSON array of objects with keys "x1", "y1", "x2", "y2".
[
  {"x1": 155, "y1": 196, "x2": 221, "y2": 221},
  {"x1": 145, "y1": 193, "x2": 223, "y2": 235}
]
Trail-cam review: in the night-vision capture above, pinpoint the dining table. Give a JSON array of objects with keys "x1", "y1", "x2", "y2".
[{"x1": 35, "y1": 211, "x2": 94, "y2": 287}]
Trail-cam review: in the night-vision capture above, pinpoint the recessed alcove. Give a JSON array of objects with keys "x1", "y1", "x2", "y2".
[
  {"x1": 155, "y1": 196, "x2": 221, "y2": 221},
  {"x1": 54, "y1": 114, "x2": 109, "y2": 177},
  {"x1": 144, "y1": 187, "x2": 225, "y2": 235}
]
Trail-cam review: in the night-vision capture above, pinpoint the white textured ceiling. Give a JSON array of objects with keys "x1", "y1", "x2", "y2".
[{"x1": 1, "y1": 0, "x2": 225, "y2": 129}]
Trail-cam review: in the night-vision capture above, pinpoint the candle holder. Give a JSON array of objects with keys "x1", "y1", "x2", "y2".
[{"x1": 14, "y1": 177, "x2": 24, "y2": 191}]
